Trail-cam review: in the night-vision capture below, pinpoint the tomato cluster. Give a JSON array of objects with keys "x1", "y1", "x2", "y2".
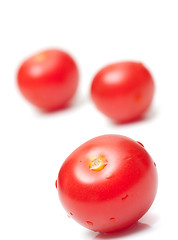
[
  {"x1": 16, "y1": 48, "x2": 158, "y2": 233},
  {"x1": 17, "y1": 49, "x2": 154, "y2": 122}
]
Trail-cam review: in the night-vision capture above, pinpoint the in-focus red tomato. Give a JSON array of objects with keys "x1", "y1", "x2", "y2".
[
  {"x1": 17, "y1": 49, "x2": 79, "y2": 111},
  {"x1": 56, "y1": 134, "x2": 158, "y2": 233},
  {"x1": 91, "y1": 62, "x2": 155, "y2": 123}
]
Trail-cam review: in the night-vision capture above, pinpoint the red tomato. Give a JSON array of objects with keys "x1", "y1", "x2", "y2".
[
  {"x1": 91, "y1": 62, "x2": 155, "y2": 123},
  {"x1": 56, "y1": 134, "x2": 158, "y2": 233},
  {"x1": 17, "y1": 49, "x2": 79, "y2": 111}
]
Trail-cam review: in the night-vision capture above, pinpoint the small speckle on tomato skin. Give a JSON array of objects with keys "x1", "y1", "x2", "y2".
[
  {"x1": 137, "y1": 141, "x2": 144, "y2": 147},
  {"x1": 67, "y1": 212, "x2": 73, "y2": 218},
  {"x1": 154, "y1": 162, "x2": 156, "y2": 167},
  {"x1": 135, "y1": 93, "x2": 142, "y2": 103},
  {"x1": 109, "y1": 217, "x2": 116, "y2": 221},
  {"x1": 122, "y1": 194, "x2": 128, "y2": 200},
  {"x1": 55, "y1": 180, "x2": 57, "y2": 189},
  {"x1": 86, "y1": 221, "x2": 93, "y2": 226},
  {"x1": 106, "y1": 176, "x2": 112, "y2": 180}
]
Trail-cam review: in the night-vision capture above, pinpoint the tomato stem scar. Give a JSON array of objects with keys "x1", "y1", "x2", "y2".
[
  {"x1": 89, "y1": 156, "x2": 107, "y2": 171},
  {"x1": 33, "y1": 52, "x2": 47, "y2": 62},
  {"x1": 86, "y1": 221, "x2": 93, "y2": 226}
]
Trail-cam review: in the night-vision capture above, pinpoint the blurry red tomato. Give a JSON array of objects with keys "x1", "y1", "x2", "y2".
[
  {"x1": 17, "y1": 49, "x2": 79, "y2": 111},
  {"x1": 57, "y1": 134, "x2": 158, "y2": 233},
  {"x1": 91, "y1": 62, "x2": 155, "y2": 123}
]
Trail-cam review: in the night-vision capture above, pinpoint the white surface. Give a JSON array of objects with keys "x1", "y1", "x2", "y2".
[{"x1": 0, "y1": 0, "x2": 178, "y2": 239}]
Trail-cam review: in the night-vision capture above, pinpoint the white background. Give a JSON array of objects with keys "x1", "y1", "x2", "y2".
[{"x1": 0, "y1": 0, "x2": 178, "y2": 239}]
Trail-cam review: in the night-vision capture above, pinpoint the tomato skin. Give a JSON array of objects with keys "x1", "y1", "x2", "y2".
[
  {"x1": 90, "y1": 62, "x2": 155, "y2": 123},
  {"x1": 57, "y1": 135, "x2": 158, "y2": 233},
  {"x1": 17, "y1": 49, "x2": 79, "y2": 111}
]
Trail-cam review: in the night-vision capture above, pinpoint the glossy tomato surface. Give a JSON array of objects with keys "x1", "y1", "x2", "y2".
[
  {"x1": 17, "y1": 49, "x2": 79, "y2": 111},
  {"x1": 91, "y1": 62, "x2": 155, "y2": 123},
  {"x1": 57, "y1": 135, "x2": 158, "y2": 233}
]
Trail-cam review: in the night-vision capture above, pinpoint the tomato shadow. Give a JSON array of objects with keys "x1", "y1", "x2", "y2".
[
  {"x1": 84, "y1": 212, "x2": 159, "y2": 239},
  {"x1": 110, "y1": 106, "x2": 159, "y2": 127},
  {"x1": 36, "y1": 94, "x2": 89, "y2": 116},
  {"x1": 141, "y1": 105, "x2": 159, "y2": 122},
  {"x1": 69, "y1": 94, "x2": 90, "y2": 111},
  {"x1": 94, "y1": 222, "x2": 150, "y2": 239},
  {"x1": 40, "y1": 103, "x2": 71, "y2": 114}
]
